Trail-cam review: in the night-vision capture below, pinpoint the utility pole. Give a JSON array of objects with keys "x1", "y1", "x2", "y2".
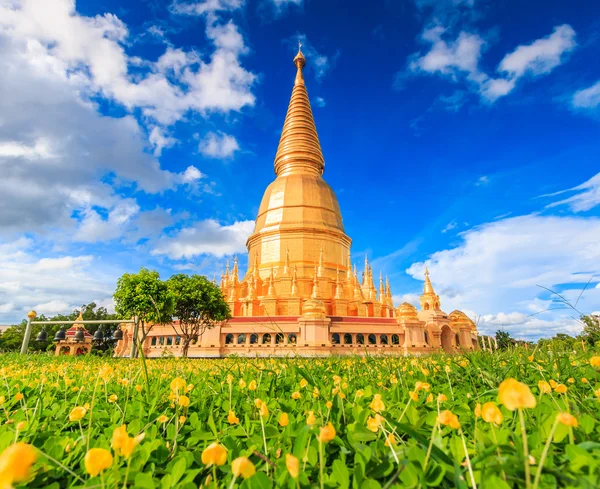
[{"x1": 20, "y1": 310, "x2": 37, "y2": 354}]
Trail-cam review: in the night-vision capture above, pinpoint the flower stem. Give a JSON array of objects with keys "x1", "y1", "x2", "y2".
[
  {"x1": 319, "y1": 438, "x2": 325, "y2": 489},
  {"x1": 423, "y1": 422, "x2": 438, "y2": 472},
  {"x1": 518, "y1": 409, "x2": 531, "y2": 489},
  {"x1": 532, "y1": 418, "x2": 558, "y2": 489},
  {"x1": 460, "y1": 429, "x2": 477, "y2": 489},
  {"x1": 227, "y1": 474, "x2": 238, "y2": 489}
]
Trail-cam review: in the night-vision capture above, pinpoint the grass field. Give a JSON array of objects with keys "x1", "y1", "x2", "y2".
[{"x1": 0, "y1": 348, "x2": 599, "y2": 488}]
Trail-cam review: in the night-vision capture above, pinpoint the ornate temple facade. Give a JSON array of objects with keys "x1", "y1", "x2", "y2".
[{"x1": 115, "y1": 49, "x2": 478, "y2": 358}]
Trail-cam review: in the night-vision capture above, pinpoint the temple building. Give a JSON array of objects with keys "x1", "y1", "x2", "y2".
[{"x1": 115, "y1": 49, "x2": 479, "y2": 358}]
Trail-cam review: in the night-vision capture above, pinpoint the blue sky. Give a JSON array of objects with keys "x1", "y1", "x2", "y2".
[{"x1": 0, "y1": 0, "x2": 599, "y2": 339}]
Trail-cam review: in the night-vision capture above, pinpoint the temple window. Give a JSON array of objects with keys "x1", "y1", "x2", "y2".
[
  {"x1": 237, "y1": 334, "x2": 246, "y2": 344},
  {"x1": 455, "y1": 334, "x2": 460, "y2": 346},
  {"x1": 288, "y1": 333, "x2": 297, "y2": 344},
  {"x1": 262, "y1": 334, "x2": 271, "y2": 344},
  {"x1": 151, "y1": 337, "x2": 157, "y2": 346},
  {"x1": 424, "y1": 303, "x2": 430, "y2": 310},
  {"x1": 343, "y1": 333, "x2": 352, "y2": 345},
  {"x1": 332, "y1": 333, "x2": 340, "y2": 344},
  {"x1": 368, "y1": 334, "x2": 376, "y2": 345},
  {"x1": 175, "y1": 336, "x2": 181, "y2": 345},
  {"x1": 424, "y1": 331, "x2": 429, "y2": 345},
  {"x1": 166, "y1": 337, "x2": 173, "y2": 346},
  {"x1": 159, "y1": 336, "x2": 165, "y2": 346},
  {"x1": 275, "y1": 333, "x2": 284, "y2": 344},
  {"x1": 380, "y1": 334, "x2": 388, "y2": 345},
  {"x1": 225, "y1": 334, "x2": 233, "y2": 344},
  {"x1": 391, "y1": 334, "x2": 399, "y2": 345},
  {"x1": 356, "y1": 334, "x2": 364, "y2": 345},
  {"x1": 250, "y1": 334, "x2": 258, "y2": 344}
]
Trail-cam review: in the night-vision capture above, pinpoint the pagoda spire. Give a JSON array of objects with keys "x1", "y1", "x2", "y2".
[
  {"x1": 424, "y1": 267, "x2": 435, "y2": 294},
  {"x1": 311, "y1": 266, "x2": 320, "y2": 299},
  {"x1": 291, "y1": 265, "x2": 299, "y2": 296},
  {"x1": 273, "y1": 46, "x2": 325, "y2": 177}
]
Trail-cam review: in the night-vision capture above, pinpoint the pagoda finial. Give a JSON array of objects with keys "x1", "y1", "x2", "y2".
[
  {"x1": 346, "y1": 251, "x2": 352, "y2": 279},
  {"x1": 231, "y1": 256, "x2": 239, "y2": 284},
  {"x1": 294, "y1": 43, "x2": 306, "y2": 86},
  {"x1": 424, "y1": 266, "x2": 434, "y2": 295},
  {"x1": 274, "y1": 48, "x2": 324, "y2": 177}
]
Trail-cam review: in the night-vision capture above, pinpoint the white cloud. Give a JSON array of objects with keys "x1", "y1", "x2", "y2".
[
  {"x1": 408, "y1": 24, "x2": 577, "y2": 103},
  {"x1": 0, "y1": 0, "x2": 256, "y2": 126},
  {"x1": 406, "y1": 213, "x2": 600, "y2": 339},
  {"x1": 152, "y1": 219, "x2": 254, "y2": 259},
  {"x1": 171, "y1": 0, "x2": 244, "y2": 15},
  {"x1": 410, "y1": 27, "x2": 485, "y2": 80},
  {"x1": 199, "y1": 132, "x2": 240, "y2": 158},
  {"x1": 441, "y1": 220, "x2": 457, "y2": 233},
  {"x1": 149, "y1": 126, "x2": 177, "y2": 156},
  {"x1": 498, "y1": 25, "x2": 576, "y2": 79},
  {"x1": 314, "y1": 96, "x2": 326, "y2": 107},
  {"x1": 543, "y1": 172, "x2": 600, "y2": 212},
  {"x1": 0, "y1": 238, "x2": 116, "y2": 324},
  {"x1": 572, "y1": 80, "x2": 600, "y2": 110}
]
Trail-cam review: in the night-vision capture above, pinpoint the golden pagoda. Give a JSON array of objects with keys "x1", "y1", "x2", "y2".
[{"x1": 116, "y1": 48, "x2": 479, "y2": 357}]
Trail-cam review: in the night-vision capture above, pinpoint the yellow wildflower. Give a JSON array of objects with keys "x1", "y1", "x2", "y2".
[
  {"x1": 259, "y1": 402, "x2": 269, "y2": 418},
  {"x1": 84, "y1": 448, "x2": 113, "y2": 477},
  {"x1": 227, "y1": 411, "x2": 240, "y2": 425},
  {"x1": 589, "y1": 356, "x2": 600, "y2": 368},
  {"x1": 232, "y1": 457, "x2": 255, "y2": 479},
  {"x1": 279, "y1": 413, "x2": 289, "y2": 427},
  {"x1": 15, "y1": 393, "x2": 23, "y2": 401},
  {"x1": 291, "y1": 391, "x2": 301, "y2": 400},
  {"x1": 369, "y1": 394, "x2": 385, "y2": 412},
  {"x1": 557, "y1": 413, "x2": 578, "y2": 427},
  {"x1": 248, "y1": 380, "x2": 257, "y2": 391},
  {"x1": 178, "y1": 395, "x2": 190, "y2": 407},
  {"x1": 438, "y1": 410, "x2": 460, "y2": 429},
  {"x1": 481, "y1": 402, "x2": 503, "y2": 425},
  {"x1": 306, "y1": 411, "x2": 316, "y2": 426},
  {"x1": 498, "y1": 378, "x2": 536, "y2": 411},
  {"x1": 554, "y1": 384, "x2": 568, "y2": 394},
  {"x1": 69, "y1": 406, "x2": 87, "y2": 422},
  {"x1": 201, "y1": 443, "x2": 227, "y2": 466},
  {"x1": 319, "y1": 423, "x2": 336, "y2": 443},
  {"x1": 538, "y1": 381, "x2": 551, "y2": 394},
  {"x1": 157, "y1": 415, "x2": 169, "y2": 424},
  {"x1": 286, "y1": 454, "x2": 299, "y2": 479},
  {"x1": 300, "y1": 379, "x2": 308, "y2": 389},
  {"x1": 0, "y1": 442, "x2": 37, "y2": 485},
  {"x1": 170, "y1": 377, "x2": 186, "y2": 392}
]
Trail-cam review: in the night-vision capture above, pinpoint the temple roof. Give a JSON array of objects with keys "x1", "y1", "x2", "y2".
[{"x1": 273, "y1": 47, "x2": 325, "y2": 177}]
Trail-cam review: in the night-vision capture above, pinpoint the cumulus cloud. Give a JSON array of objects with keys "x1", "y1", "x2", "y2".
[
  {"x1": 406, "y1": 213, "x2": 600, "y2": 338},
  {"x1": 199, "y1": 132, "x2": 240, "y2": 158},
  {"x1": 0, "y1": 0, "x2": 255, "y2": 240},
  {"x1": 171, "y1": 0, "x2": 244, "y2": 15},
  {"x1": 0, "y1": 238, "x2": 116, "y2": 324},
  {"x1": 152, "y1": 219, "x2": 255, "y2": 259},
  {"x1": 408, "y1": 24, "x2": 576, "y2": 103}
]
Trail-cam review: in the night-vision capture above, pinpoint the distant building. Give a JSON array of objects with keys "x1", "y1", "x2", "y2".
[{"x1": 116, "y1": 49, "x2": 479, "y2": 358}]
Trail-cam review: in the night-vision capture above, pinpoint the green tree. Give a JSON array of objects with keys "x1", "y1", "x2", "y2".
[
  {"x1": 167, "y1": 274, "x2": 231, "y2": 357},
  {"x1": 113, "y1": 268, "x2": 173, "y2": 357},
  {"x1": 495, "y1": 330, "x2": 514, "y2": 350},
  {"x1": 581, "y1": 314, "x2": 600, "y2": 346}
]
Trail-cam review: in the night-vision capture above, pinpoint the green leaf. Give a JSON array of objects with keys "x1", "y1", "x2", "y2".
[
  {"x1": 332, "y1": 459, "x2": 350, "y2": 489},
  {"x1": 134, "y1": 472, "x2": 155, "y2": 489},
  {"x1": 170, "y1": 457, "x2": 187, "y2": 486},
  {"x1": 484, "y1": 475, "x2": 512, "y2": 489}
]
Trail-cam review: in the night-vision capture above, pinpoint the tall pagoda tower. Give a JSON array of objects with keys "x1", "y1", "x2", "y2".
[{"x1": 221, "y1": 47, "x2": 393, "y2": 319}]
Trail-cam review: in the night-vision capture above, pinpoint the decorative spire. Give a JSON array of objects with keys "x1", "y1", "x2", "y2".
[
  {"x1": 231, "y1": 256, "x2": 239, "y2": 284},
  {"x1": 353, "y1": 270, "x2": 363, "y2": 300},
  {"x1": 424, "y1": 267, "x2": 434, "y2": 295},
  {"x1": 346, "y1": 251, "x2": 352, "y2": 279},
  {"x1": 284, "y1": 247, "x2": 290, "y2": 275},
  {"x1": 273, "y1": 48, "x2": 325, "y2": 177},
  {"x1": 311, "y1": 266, "x2": 319, "y2": 299},
  {"x1": 291, "y1": 265, "x2": 299, "y2": 296},
  {"x1": 334, "y1": 265, "x2": 343, "y2": 300},
  {"x1": 379, "y1": 272, "x2": 385, "y2": 304},
  {"x1": 318, "y1": 248, "x2": 324, "y2": 277},
  {"x1": 386, "y1": 277, "x2": 393, "y2": 307},
  {"x1": 225, "y1": 260, "x2": 230, "y2": 283},
  {"x1": 247, "y1": 280, "x2": 256, "y2": 300},
  {"x1": 267, "y1": 267, "x2": 276, "y2": 298}
]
